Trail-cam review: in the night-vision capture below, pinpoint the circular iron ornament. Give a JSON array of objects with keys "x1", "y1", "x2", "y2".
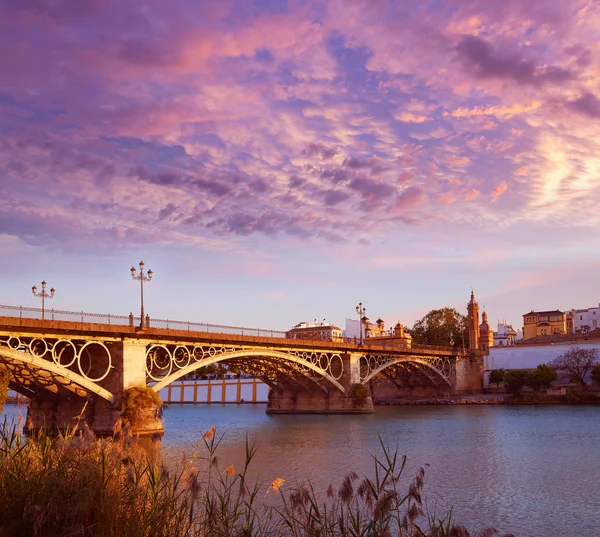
[
  {"x1": 146, "y1": 345, "x2": 173, "y2": 381},
  {"x1": 173, "y1": 346, "x2": 191, "y2": 369},
  {"x1": 193, "y1": 347, "x2": 204, "y2": 361},
  {"x1": 77, "y1": 341, "x2": 112, "y2": 382},
  {"x1": 7, "y1": 337, "x2": 21, "y2": 350},
  {"x1": 52, "y1": 340, "x2": 78, "y2": 368},
  {"x1": 207, "y1": 346, "x2": 216, "y2": 357},
  {"x1": 329, "y1": 354, "x2": 344, "y2": 380},
  {"x1": 28, "y1": 338, "x2": 48, "y2": 357}
]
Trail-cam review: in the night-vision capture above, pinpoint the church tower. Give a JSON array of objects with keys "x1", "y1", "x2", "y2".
[
  {"x1": 479, "y1": 311, "x2": 494, "y2": 355},
  {"x1": 467, "y1": 291, "x2": 480, "y2": 351}
]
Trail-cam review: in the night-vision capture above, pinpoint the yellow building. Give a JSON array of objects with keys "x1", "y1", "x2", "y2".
[
  {"x1": 522, "y1": 310, "x2": 567, "y2": 340},
  {"x1": 365, "y1": 320, "x2": 412, "y2": 347}
]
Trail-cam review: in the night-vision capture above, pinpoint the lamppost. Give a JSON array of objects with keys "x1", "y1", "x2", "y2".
[
  {"x1": 130, "y1": 261, "x2": 153, "y2": 329},
  {"x1": 32, "y1": 281, "x2": 55, "y2": 320},
  {"x1": 356, "y1": 302, "x2": 366, "y2": 346}
]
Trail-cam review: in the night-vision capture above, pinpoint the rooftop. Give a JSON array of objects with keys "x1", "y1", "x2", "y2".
[{"x1": 523, "y1": 310, "x2": 564, "y2": 316}]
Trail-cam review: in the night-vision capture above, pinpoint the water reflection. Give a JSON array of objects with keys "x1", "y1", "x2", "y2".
[{"x1": 2, "y1": 402, "x2": 600, "y2": 537}]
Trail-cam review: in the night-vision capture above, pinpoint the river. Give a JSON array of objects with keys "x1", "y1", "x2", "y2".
[{"x1": 2, "y1": 402, "x2": 599, "y2": 537}]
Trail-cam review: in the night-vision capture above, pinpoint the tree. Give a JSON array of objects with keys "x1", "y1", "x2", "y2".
[
  {"x1": 503, "y1": 370, "x2": 528, "y2": 396},
  {"x1": 534, "y1": 364, "x2": 557, "y2": 390},
  {"x1": 488, "y1": 369, "x2": 505, "y2": 388},
  {"x1": 525, "y1": 365, "x2": 556, "y2": 393},
  {"x1": 592, "y1": 364, "x2": 600, "y2": 385},
  {"x1": 549, "y1": 347, "x2": 599, "y2": 388},
  {"x1": 410, "y1": 307, "x2": 469, "y2": 348}
]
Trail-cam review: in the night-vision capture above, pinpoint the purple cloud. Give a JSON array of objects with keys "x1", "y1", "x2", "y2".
[
  {"x1": 568, "y1": 93, "x2": 600, "y2": 118},
  {"x1": 456, "y1": 35, "x2": 573, "y2": 86}
]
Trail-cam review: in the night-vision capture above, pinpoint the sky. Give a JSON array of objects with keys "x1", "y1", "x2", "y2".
[{"x1": 1, "y1": 0, "x2": 600, "y2": 333}]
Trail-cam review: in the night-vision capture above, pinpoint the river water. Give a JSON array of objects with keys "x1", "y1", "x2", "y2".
[{"x1": 3, "y1": 402, "x2": 599, "y2": 537}]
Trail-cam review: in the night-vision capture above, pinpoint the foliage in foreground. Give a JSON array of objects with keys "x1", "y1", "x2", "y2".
[
  {"x1": 0, "y1": 419, "x2": 514, "y2": 537},
  {"x1": 0, "y1": 365, "x2": 9, "y2": 414}
]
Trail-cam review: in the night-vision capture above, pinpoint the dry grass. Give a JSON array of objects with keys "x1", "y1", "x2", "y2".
[{"x1": 0, "y1": 418, "x2": 513, "y2": 537}]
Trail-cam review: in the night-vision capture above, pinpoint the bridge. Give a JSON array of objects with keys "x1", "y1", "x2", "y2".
[{"x1": 0, "y1": 305, "x2": 483, "y2": 437}]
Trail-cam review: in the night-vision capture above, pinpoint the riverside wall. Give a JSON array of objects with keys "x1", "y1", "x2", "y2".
[{"x1": 484, "y1": 339, "x2": 600, "y2": 387}]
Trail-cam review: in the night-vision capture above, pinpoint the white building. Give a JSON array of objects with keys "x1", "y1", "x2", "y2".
[
  {"x1": 286, "y1": 320, "x2": 343, "y2": 342},
  {"x1": 569, "y1": 305, "x2": 600, "y2": 333},
  {"x1": 344, "y1": 318, "x2": 361, "y2": 340},
  {"x1": 493, "y1": 321, "x2": 519, "y2": 346}
]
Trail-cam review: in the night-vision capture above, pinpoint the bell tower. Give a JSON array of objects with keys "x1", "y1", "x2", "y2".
[
  {"x1": 479, "y1": 311, "x2": 494, "y2": 354},
  {"x1": 467, "y1": 291, "x2": 480, "y2": 351}
]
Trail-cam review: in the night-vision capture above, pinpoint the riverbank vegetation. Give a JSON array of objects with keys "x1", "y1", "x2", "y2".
[
  {"x1": 0, "y1": 419, "x2": 514, "y2": 537},
  {"x1": 0, "y1": 365, "x2": 8, "y2": 414}
]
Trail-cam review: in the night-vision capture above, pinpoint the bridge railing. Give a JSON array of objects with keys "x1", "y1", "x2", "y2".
[{"x1": 0, "y1": 304, "x2": 287, "y2": 338}]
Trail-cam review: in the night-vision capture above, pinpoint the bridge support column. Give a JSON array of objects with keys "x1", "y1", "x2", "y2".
[
  {"x1": 25, "y1": 339, "x2": 163, "y2": 437},
  {"x1": 453, "y1": 354, "x2": 484, "y2": 394},
  {"x1": 266, "y1": 352, "x2": 374, "y2": 414},
  {"x1": 26, "y1": 395, "x2": 122, "y2": 436}
]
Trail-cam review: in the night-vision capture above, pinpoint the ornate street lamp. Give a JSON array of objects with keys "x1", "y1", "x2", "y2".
[
  {"x1": 32, "y1": 280, "x2": 55, "y2": 320},
  {"x1": 130, "y1": 261, "x2": 153, "y2": 329},
  {"x1": 356, "y1": 302, "x2": 366, "y2": 346}
]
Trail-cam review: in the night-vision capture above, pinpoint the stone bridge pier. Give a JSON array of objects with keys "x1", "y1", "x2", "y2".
[
  {"x1": 0, "y1": 332, "x2": 163, "y2": 437},
  {"x1": 266, "y1": 352, "x2": 374, "y2": 414}
]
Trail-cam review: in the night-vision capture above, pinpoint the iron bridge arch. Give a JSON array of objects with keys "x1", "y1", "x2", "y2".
[
  {"x1": 146, "y1": 343, "x2": 347, "y2": 394},
  {"x1": 0, "y1": 335, "x2": 116, "y2": 402},
  {"x1": 359, "y1": 354, "x2": 454, "y2": 387}
]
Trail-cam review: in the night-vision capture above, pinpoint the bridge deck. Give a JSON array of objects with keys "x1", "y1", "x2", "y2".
[{"x1": 0, "y1": 315, "x2": 465, "y2": 358}]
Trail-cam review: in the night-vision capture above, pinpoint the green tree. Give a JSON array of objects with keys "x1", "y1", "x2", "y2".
[
  {"x1": 591, "y1": 364, "x2": 600, "y2": 385},
  {"x1": 504, "y1": 369, "x2": 528, "y2": 396},
  {"x1": 488, "y1": 369, "x2": 505, "y2": 388},
  {"x1": 523, "y1": 365, "x2": 557, "y2": 393},
  {"x1": 533, "y1": 364, "x2": 557, "y2": 390},
  {"x1": 549, "y1": 347, "x2": 599, "y2": 388},
  {"x1": 0, "y1": 365, "x2": 9, "y2": 414},
  {"x1": 195, "y1": 364, "x2": 217, "y2": 376},
  {"x1": 410, "y1": 307, "x2": 468, "y2": 347}
]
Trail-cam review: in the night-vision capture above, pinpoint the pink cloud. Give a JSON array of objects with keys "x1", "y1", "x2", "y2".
[
  {"x1": 491, "y1": 181, "x2": 508, "y2": 201},
  {"x1": 465, "y1": 189, "x2": 481, "y2": 201},
  {"x1": 436, "y1": 192, "x2": 456, "y2": 205}
]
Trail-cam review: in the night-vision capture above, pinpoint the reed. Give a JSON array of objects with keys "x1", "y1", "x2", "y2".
[{"x1": 0, "y1": 418, "x2": 513, "y2": 537}]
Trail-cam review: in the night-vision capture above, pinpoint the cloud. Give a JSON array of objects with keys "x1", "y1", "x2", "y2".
[
  {"x1": 455, "y1": 35, "x2": 574, "y2": 86},
  {"x1": 445, "y1": 101, "x2": 543, "y2": 120},
  {"x1": 465, "y1": 189, "x2": 480, "y2": 201},
  {"x1": 568, "y1": 93, "x2": 600, "y2": 118},
  {"x1": 491, "y1": 181, "x2": 508, "y2": 201},
  {"x1": 303, "y1": 143, "x2": 340, "y2": 159},
  {"x1": 395, "y1": 186, "x2": 426, "y2": 211}
]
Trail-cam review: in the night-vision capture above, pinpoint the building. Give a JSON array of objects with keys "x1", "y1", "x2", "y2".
[
  {"x1": 366, "y1": 321, "x2": 413, "y2": 347},
  {"x1": 286, "y1": 320, "x2": 343, "y2": 342},
  {"x1": 467, "y1": 291, "x2": 480, "y2": 351},
  {"x1": 364, "y1": 317, "x2": 387, "y2": 338},
  {"x1": 493, "y1": 322, "x2": 518, "y2": 346},
  {"x1": 568, "y1": 305, "x2": 600, "y2": 334},
  {"x1": 479, "y1": 311, "x2": 494, "y2": 354},
  {"x1": 522, "y1": 310, "x2": 567, "y2": 340}
]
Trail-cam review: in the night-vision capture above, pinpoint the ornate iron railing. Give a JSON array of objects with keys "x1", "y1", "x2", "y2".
[{"x1": 0, "y1": 304, "x2": 287, "y2": 338}]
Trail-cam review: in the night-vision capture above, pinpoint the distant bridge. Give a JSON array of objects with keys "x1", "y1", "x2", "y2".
[{"x1": 0, "y1": 305, "x2": 482, "y2": 436}]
